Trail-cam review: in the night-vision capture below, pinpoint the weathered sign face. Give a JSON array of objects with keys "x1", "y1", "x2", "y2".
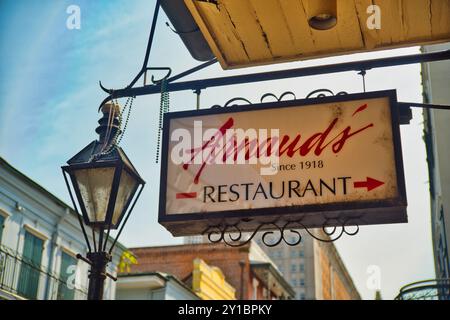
[{"x1": 159, "y1": 90, "x2": 407, "y2": 236}]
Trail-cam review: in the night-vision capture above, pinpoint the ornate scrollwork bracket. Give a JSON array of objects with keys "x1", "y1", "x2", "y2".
[
  {"x1": 210, "y1": 89, "x2": 348, "y2": 109},
  {"x1": 203, "y1": 219, "x2": 359, "y2": 247},
  {"x1": 305, "y1": 89, "x2": 348, "y2": 99}
]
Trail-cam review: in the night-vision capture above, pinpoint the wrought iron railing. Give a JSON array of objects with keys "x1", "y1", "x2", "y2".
[
  {"x1": 395, "y1": 279, "x2": 450, "y2": 300},
  {"x1": 0, "y1": 245, "x2": 87, "y2": 300}
]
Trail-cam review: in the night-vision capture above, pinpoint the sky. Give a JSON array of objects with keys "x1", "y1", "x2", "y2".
[{"x1": 0, "y1": 0, "x2": 436, "y2": 300}]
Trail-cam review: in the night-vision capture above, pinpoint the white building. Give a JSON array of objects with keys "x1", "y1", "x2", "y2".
[
  {"x1": 422, "y1": 42, "x2": 450, "y2": 288},
  {"x1": 0, "y1": 156, "x2": 126, "y2": 300},
  {"x1": 116, "y1": 272, "x2": 200, "y2": 300}
]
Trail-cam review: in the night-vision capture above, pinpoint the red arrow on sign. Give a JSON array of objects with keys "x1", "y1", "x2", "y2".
[
  {"x1": 176, "y1": 192, "x2": 197, "y2": 199},
  {"x1": 353, "y1": 177, "x2": 385, "y2": 191}
]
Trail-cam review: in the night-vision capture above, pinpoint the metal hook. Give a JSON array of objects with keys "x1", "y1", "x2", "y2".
[
  {"x1": 358, "y1": 69, "x2": 367, "y2": 92},
  {"x1": 148, "y1": 67, "x2": 172, "y2": 84},
  {"x1": 99, "y1": 81, "x2": 114, "y2": 94},
  {"x1": 165, "y1": 21, "x2": 199, "y2": 35},
  {"x1": 194, "y1": 89, "x2": 201, "y2": 110}
]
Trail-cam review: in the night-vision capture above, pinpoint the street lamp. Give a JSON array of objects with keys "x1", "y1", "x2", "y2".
[{"x1": 62, "y1": 102, "x2": 145, "y2": 300}]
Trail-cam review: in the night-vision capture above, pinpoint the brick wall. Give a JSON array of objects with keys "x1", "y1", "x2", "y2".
[
  {"x1": 127, "y1": 243, "x2": 258, "y2": 299},
  {"x1": 320, "y1": 249, "x2": 332, "y2": 300},
  {"x1": 318, "y1": 243, "x2": 358, "y2": 300},
  {"x1": 333, "y1": 272, "x2": 351, "y2": 300}
]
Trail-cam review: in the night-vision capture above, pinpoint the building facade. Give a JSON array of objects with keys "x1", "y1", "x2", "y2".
[
  {"x1": 122, "y1": 242, "x2": 295, "y2": 300},
  {"x1": 117, "y1": 257, "x2": 234, "y2": 300},
  {"x1": 254, "y1": 230, "x2": 360, "y2": 300},
  {"x1": 191, "y1": 258, "x2": 236, "y2": 300},
  {"x1": 185, "y1": 230, "x2": 360, "y2": 300},
  {"x1": 116, "y1": 272, "x2": 200, "y2": 300},
  {"x1": 422, "y1": 42, "x2": 450, "y2": 289},
  {"x1": 0, "y1": 157, "x2": 125, "y2": 300}
]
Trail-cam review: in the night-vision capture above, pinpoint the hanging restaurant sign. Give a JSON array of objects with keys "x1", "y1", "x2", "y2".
[{"x1": 158, "y1": 90, "x2": 407, "y2": 236}]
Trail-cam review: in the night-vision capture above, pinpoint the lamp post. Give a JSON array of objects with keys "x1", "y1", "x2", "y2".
[{"x1": 62, "y1": 102, "x2": 145, "y2": 300}]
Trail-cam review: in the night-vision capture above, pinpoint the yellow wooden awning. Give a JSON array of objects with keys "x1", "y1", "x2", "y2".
[{"x1": 184, "y1": 0, "x2": 450, "y2": 69}]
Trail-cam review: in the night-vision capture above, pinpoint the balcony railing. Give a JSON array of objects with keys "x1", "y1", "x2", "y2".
[
  {"x1": 395, "y1": 279, "x2": 450, "y2": 300},
  {"x1": 0, "y1": 245, "x2": 87, "y2": 300}
]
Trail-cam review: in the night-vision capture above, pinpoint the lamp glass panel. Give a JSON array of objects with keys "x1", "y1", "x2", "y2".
[
  {"x1": 111, "y1": 169, "x2": 139, "y2": 226},
  {"x1": 73, "y1": 167, "x2": 115, "y2": 223}
]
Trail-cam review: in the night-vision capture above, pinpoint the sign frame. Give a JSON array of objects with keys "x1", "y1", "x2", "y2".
[{"x1": 158, "y1": 90, "x2": 407, "y2": 237}]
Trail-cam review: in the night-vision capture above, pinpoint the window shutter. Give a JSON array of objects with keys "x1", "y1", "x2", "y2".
[
  {"x1": 57, "y1": 252, "x2": 77, "y2": 300},
  {"x1": 18, "y1": 231, "x2": 44, "y2": 299},
  {"x1": 0, "y1": 215, "x2": 4, "y2": 245}
]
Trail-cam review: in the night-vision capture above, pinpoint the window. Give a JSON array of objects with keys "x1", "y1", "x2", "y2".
[
  {"x1": 0, "y1": 215, "x2": 4, "y2": 245},
  {"x1": 300, "y1": 278, "x2": 305, "y2": 286},
  {"x1": 299, "y1": 250, "x2": 304, "y2": 258},
  {"x1": 439, "y1": 206, "x2": 449, "y2": 278},
  {"x1": 297, "y1": 292, "x2": 305, "y2": 300},
  {"x1": 299, "y1": 264, "x2": 305, "y2": 272},
  {"x1": 58, "y1": 251, "x2": 77, "y2": 300},
  {"x1": 18, "y1": 231, "x2": 44, "y2": 299},
  {"x1": 290, "y1": 264, "x2": 297, "y2": 273}
]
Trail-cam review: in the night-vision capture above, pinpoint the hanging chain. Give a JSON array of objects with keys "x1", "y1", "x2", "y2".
[
  {"x1": 90, "y1": 96, "x2": 135, "y2": 162},
  {"x1": 116, "y1": 96, "x2": 134, "y2": 146},
  {"x1": 156, "y1": 78, "x2": 170, "y2": 163}
]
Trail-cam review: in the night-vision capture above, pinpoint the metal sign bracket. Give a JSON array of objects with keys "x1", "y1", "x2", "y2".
[{"x1": 96, "y1": 0, "x2": 450, "y2": 113}]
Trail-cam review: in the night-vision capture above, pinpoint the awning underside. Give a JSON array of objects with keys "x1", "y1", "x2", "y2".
[{"x1": 176, "y1": 0, "x2": 450, "y2": 69}]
